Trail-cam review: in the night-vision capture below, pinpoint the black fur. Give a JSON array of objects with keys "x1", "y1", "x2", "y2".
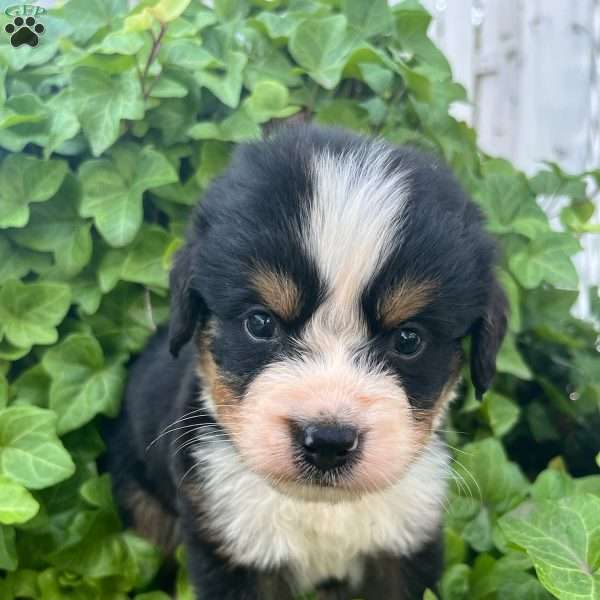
[{"x1": 104, "y1": 125, "x2": 507, "y2": 599}]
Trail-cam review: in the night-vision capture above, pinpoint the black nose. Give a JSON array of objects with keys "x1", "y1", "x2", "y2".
[{"x1": 295, "y1": 423, "x2": 360, "y2": 472}]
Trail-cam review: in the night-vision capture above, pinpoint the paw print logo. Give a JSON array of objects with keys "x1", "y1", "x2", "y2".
[{"x1": 5, "y1": 16, "x2": 45, "y2": 47}]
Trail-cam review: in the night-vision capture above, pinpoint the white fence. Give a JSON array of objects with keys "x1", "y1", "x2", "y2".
[{"x1": 420, "y1": 0, "x2": 600, "y2": 316}]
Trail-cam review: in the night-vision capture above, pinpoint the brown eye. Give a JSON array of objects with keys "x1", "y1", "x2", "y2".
[
  {"x1": 244, "y1": 311, "x2": 277, "y2": 341},
  {"x1": 396, "y1": 328, "x2": 424, "y2": 357}
]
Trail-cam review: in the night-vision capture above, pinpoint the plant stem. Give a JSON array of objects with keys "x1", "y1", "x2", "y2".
[{"x1": 138, "y1": 23, "x2": 168, "y2": 100}]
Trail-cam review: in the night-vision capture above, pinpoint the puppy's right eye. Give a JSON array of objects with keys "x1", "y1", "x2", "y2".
[{"x1": 244, "y1": 311, "x2": 277, "y2": 341}]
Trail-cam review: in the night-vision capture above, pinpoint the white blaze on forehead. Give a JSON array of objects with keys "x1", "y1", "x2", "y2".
[{"x1": 305, "y1": 143, "x2": 411, "y2": 336}]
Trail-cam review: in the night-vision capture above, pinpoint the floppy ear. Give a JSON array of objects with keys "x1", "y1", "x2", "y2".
[
  {"x1": 469, "y1": 278, "x2": 509, "y2": 399},
  {"x1": 168, "y1": 243, "x2": 207, "y2": 358}
]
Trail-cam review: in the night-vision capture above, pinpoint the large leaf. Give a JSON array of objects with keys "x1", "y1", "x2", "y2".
[
  {"x1": 0, "y1": 281, "x2": 71, "y2": 350},
  {"x1": 289, "y1": 15, "x2": 353, "y2": 89},
  {"x1": 86, "y1": 283, "x2": 167, "y2": 355},
  {"x1": 501, "y1": 495, "x2": 600, "y2": 600},
  {"x1": 343, "y1": 0, "x2": 392, "y2": 37},
  {"x1": 0, "y1": 475, "x2": 39, "y2": 525},
  {"x1": 476, "y1": 164, "x2": 551, "y2": 239},
  {"x1": 80, "y1": 145, "x2": 177, "y2": 246},
  {"x1": 0, "y1": 155, "x2": 68, "y2": 229},
  {"x1": 0, "y1": 406, "x2": 75, "y2": 489},
  {"x1": 451, "y1": 438, "x2": 529, "y2": 514},
  {"x1": 196, "y1": 51, "x2": 247, "y2": 108},
  {"x1": 70, "y1": 67, "x2": 145, "y2": 156},
  {"x1": 42, "y1": 334, "x2": 126, "y2": 435},
  {"x1": 9, "y1": 175, "x2": 92, "y2": 277},
  {"x1": 509, "y1": 233, "x2": 581, "y2": 290},
  {"x1": 62, "y1": 0, "x2": 130, "y2": 44},
  {"x1": 98, "y1": 225, "x2": 174, "y2": 291},
  {"x1": 481, "y1": 392, "x2": 520, "y2": 437}
]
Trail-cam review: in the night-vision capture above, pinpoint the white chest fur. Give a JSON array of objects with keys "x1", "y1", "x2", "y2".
[{"x1": 191, "y1": 437, "x2": 449, "y2": 591}]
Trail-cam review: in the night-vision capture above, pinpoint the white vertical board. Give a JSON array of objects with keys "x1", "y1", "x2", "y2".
[{"x1": 420, "y1": 0, "x2": 600, "y2": 314}]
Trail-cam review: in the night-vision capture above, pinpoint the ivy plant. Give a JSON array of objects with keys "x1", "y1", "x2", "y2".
[{"x1": 0, "y1": 0, "x2": 598, "y2": 598}]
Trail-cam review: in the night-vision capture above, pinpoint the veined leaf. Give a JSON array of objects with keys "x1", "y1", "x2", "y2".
[
  {"x1": 80, "y1": 145, "x2": 177, "y2": 247},
  {"x1": 0, "y1": 155, "x2": 68, "y2": 229},
  {"x1": 0, "y1": 406, "x2": 75, "y2": 489},
  {"x1": 42, "y1": 334, "x2": 127, "y2": 435},
  {"x1": 501, "y1": 495, "x2": 600, "y2": 600},
  {"x1": 0, "y1": 281, "x2": 71, "y2": 350},
  {"x1": 0, "y1": 475, "x2": 39, "y2": 524}
]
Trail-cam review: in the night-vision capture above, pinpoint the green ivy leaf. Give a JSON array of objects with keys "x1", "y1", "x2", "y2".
[
  {"x1": 343, "y1": 0, "x2": 392, "y2": 37},
  {"x1": 0, "y1": 238, "x2": 30, "y2": 285},
  {"x1": 0, "y1": 374, "x2": 6, "y2": 410},
  {"x1": 500, "y1": 495, "x2": 600, "y2": 600},
  {"x1": 509, "y1": 233, "x2": 581, "y2": 290},
  {"x1": 42, "y1": 334, "x2": 126, "y2": 435},
  {"x1": 98, "y1": 225, "x2": 174, "y2": 290},
  {"x1": 358, "y1": 62, "x2": 394, "y2": 97},
  {"x1": 150, "y1": 72, "x2": 190, "y2": 99},
  {"x1": 149, "y1": 0, "x2": 192, "y2": 22},
  {"x1": 80, "y1": 145, "x2": 177, "y2": 247},
  {"x1": 0, "y1": 93, "x2": 50, "y2": 152},
  {"x1": 62, "y1": 0, "x2": 129, "y2": 44},
  {"x1": 45, "y1": 89, "x2": 82, "y2": 159},
  {"x1": 0, "y1": 475, "x2": 39, "y2": 524},
  {"x1": 0, "y1": 525, "x2": 16, "y2": 571},
  {"x1": 289, "y1": 15, "x2": 352, "y2": 89},
  {"x1": 9, "y1": 175, "x2": 92, "y2": 278},
  {"x1": 482, "y1": 392, "x2": 520, "y2": 437},
  {"x1": 497, "y1": 570, "x2": 553, "y2": 600},
  {"x1": 392, "y1": 0, "x2": 451, "y2": 79},
  {"x1": 70, "y1": 67, "x2": 144, "y2": 157},
  {"x1": 159, "y1": 38, "x2": 215, "y2": 70},
  {"x1": 463, "y1": 506, "x2": 494, "y2": 553},
  {"x1": 196, "y1": 51, "x2": 247, "y2": 108},
  {"x1": 0, "y1": 155, "x2": 68, "y2": 229},
  {"x1": 12, "y1": 365, "x2": 51, "y2": 409},
  {"x1": 244, "y1": 80, "x2": 296, "y2": 123},
  {"x1": 86, "y1": 283, "x2": 165, "y2": 355},
  {"x1": 196, "y1": 141, "x2": 232, "y2": 188},
  {"x1": 496, "y1": 333, "x2": 533, "y2": 380},
  {"x1": 70, "y1": 271, "x2": 104, "y2": 316},
  {"x1": 452, "y1": 438, "x2": 529, "y2": 514},
  {"x1": 531, "y1": 470, "x2": 576, "y2": 503},
  {"x1": 440, "y1": 563, "x2": 470, "y2": 600},
  {"x1": 0, "y1": 281, "x2": 71, "y2": 350},
  {"x1": 95, "y1": 31, "x2": 147, "y2": 55},
  {"x1": 0, "y1": 406, "x2": 75, "y2": 489},
  {"x1": 316, "y1": 98, "x2": 369, "y2": 131}
]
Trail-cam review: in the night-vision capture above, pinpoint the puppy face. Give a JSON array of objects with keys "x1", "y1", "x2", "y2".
[{"x1": 170, "y1": 126, "x2": 507, "y2": 498}]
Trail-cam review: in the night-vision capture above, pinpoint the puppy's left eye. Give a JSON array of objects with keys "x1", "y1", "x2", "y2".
[
  {"x1": 395, "y1": 327, "x2": 425, "y2": 358},
  {"x1": 244, "y1": 311, "x2": 277, "y2": 341}
]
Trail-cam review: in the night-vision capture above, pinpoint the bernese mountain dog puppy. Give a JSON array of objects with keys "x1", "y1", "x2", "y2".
[{"x1": 105, "y1": 124, "x2": 507, "y2": 600}]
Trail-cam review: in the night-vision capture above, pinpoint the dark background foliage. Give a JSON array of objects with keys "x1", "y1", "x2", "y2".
[{"x1": 0, "y1": 0, "x2": 598, "y2": 598}]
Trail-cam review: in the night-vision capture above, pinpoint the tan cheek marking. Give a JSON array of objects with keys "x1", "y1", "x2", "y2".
[
  {"x1": 197, "y1": 337, "x2": 241, "y2": 433},
  {"x1": 378, "y1": 279, "x2": 437, "y2": 329},
  {"x1": 412, "y1": 355, "x2": 462, "y2": 443},
  {"x1": 251, "y1": 267, "x2": 301, "y2": 321}
]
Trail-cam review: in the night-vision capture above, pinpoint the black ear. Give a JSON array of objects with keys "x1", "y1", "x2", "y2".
[
  {"x1": 168, "y1": 243, "x2": 207, "y2": 358},
  {"x1": 470, "y1": 278, "x2": 509, "y2": 399}
]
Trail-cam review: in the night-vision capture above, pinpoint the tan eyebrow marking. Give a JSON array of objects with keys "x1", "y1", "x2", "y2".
[
  {"x1": 250, "y1": 268, "x2": 302, "y2": 321},
  {"x1": 378, "y1": 279, "x2": 437, "y2": 329}
]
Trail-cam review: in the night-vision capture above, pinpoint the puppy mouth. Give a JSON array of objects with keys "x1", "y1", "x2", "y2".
[{"x1": 292, "y1": 449, "x2": 361, "y2": 488}]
